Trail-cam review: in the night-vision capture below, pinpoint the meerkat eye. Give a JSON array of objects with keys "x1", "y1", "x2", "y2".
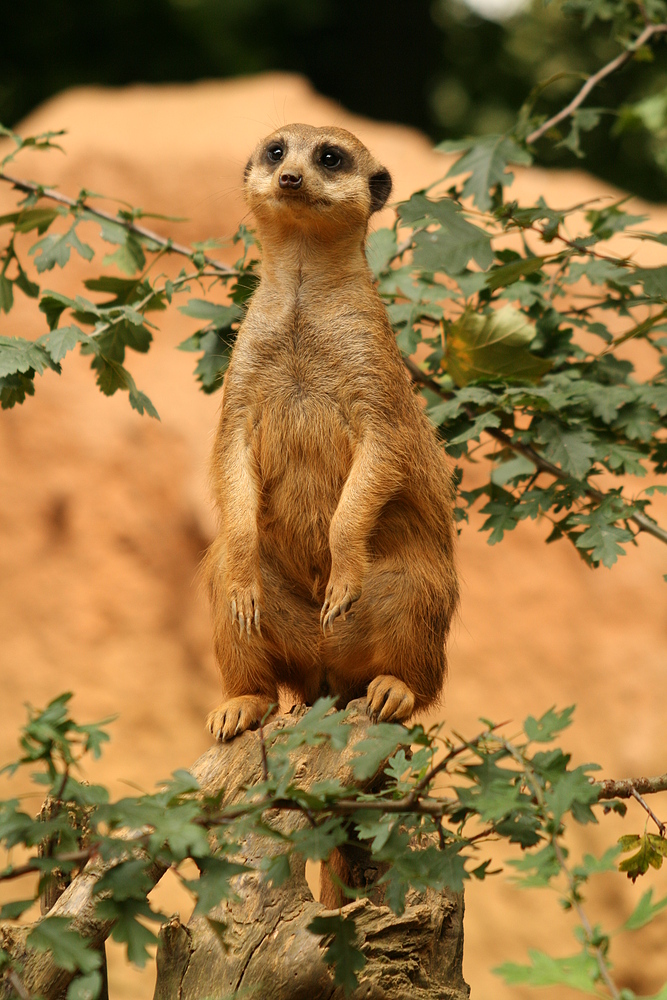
[
  {"x1": 320, "y1": 148, "x2": 342, "y2": 169},
  {"x1": 267, "y1": 144, "x2": 284, "y2": 163}
]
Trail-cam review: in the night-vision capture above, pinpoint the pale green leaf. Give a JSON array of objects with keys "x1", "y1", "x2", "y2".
[{"x1": 446, "y1": 305, "x2": 551, "y2": 386}]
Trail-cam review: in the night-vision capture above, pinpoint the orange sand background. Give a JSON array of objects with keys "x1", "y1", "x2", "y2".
[{"x1": 0, "y1": 74, "x2": 666, "y2": 999}]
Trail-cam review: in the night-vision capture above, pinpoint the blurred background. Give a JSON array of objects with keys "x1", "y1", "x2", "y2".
[
  {"x1": 3, "y1": 0, "x2": 667, "y2": 201},
  {"x1": 1, "y1": 2, "x2": 667, "y2": 999}
]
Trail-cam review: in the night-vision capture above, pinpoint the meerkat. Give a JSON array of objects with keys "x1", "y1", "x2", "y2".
[{"x1": 205, "y1": 123, "x2": 459, "y2": 742}]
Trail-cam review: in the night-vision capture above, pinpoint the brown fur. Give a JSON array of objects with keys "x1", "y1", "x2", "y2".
[{"x1": 205, "y1": 124, "x2": 459, "y2": 741}]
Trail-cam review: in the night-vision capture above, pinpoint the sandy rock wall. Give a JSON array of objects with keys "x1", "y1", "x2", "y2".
[{"x1": 0, "y1": 73, "x2": 666, "y2": 1000}]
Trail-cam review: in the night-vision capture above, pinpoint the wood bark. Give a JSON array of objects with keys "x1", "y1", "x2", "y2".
[{"x1": 0, "y1": 700, "x2": 468, "y2": 1000}]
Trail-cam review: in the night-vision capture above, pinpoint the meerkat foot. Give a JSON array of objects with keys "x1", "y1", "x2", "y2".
[
  {"x1": 206, "y1": 695, "x2": 275, "y2": 742},
  {"x1": 366, "y1": 675, "x2": 415, "y2": 723}
]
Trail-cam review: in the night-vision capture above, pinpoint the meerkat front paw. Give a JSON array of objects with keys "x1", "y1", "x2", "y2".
[
  {"x1": 206, "y1": 695, "x2": 275, "y2": 742},
  {"x1": 229, "y1": 583, "x2": 262, "y2": 639},
  {"x1": 366, "y1": 675, "x2": 415, "y2": 723},
  {"x1": 320, "y1": 576, "x2": 362, "y2": 634}
]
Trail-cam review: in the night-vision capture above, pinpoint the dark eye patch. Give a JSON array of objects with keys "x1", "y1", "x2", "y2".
[
  {"x1": 315, "y1": 144, "x2": 350, "y2": 172},
  {"x1": 266, "y1": 142, "x2": 285, "y2": 164}
]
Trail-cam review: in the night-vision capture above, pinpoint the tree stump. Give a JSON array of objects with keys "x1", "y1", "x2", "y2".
[
  {"x1": 154, "y1": 700, "x2": 469, "y2": 1000},
  {"x1": 0, "y1": 701, "x2": 468, "y2": 1000}
]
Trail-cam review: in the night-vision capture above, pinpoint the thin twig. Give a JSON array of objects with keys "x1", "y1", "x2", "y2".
[
  {"x1": 6, "y1": 970, "x2": 32, "y2": 1000},
  {"x1": 502, "y1": 737, "x2": 622, "y2": 998},
  {"x1": 258, "y1": 724, "x2": 269, "y2": 783},
  {"x1": 0, "y1": 170, "x2": 237, "y2": 277},
  {"x1": 526, "y1": 22, "x2": 667, "y2": 146},
  {"x1": 630, "y1": 787, "x2": 666, "y2": 837},
  {"x1": 406, "y1": 721, "x2": 507, "y2": 804},
  {"x1": 552, "y1": 840, "x2": 622, "y2": 1000},
  {"x1": 0, "y1": 848, "x2": 93, "y2": 883},
  {"x1": 403, "y1": 356, "x2": 667, "y2": 546},
  {"x1": 54, "y1": 766, "x2": 70, "y2": 805}
]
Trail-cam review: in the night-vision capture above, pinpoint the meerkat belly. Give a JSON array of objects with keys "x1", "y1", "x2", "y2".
[{"x1": 256, "y1": 390, "x2": 352, "y2": 579}]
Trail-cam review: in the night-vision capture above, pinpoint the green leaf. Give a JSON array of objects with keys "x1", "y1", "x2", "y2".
[
  {"x1": 491, "y1": 454, "x2": 536, "y2": 485},
  {"x1": 485, "y1": 256, "x2": 545, "y2": 290},
  {"x1": 495, "y1": 948, "x2": 598, "y2": 991},
  {"x1": 446, "y1": 306, "x2": 551, "y2": 386},
  {"x1": 184, "y1": 857, "x2": 249, "y2": 916},
  {"x1": 398, "y1": 193, "x2": 492, "y2": 273},
  {"x1": 307, "y1": 914, "x2": 366, "y2": 995},
  {"x1": 66, "y1": 971, "x2": 102, "y2": 1000},
  {"x1": 102, "y1": 234, "x2": 146, "y2": 275},
  {"x1": 94, "y1": 898, "x2": 160, "y2": 967},
  {"x1": 260, "y1": 852, "x2": 291, "y2": 888},
  {"x1": 14, "y1": 265, "x2": 39, "y2": 299},
  {"x1": 574, "y1": 516, "x2": 633, "y2": 569},
  {"x1": 83, "y1": 275, "x2": 163, "y2": 311},
  {"x1": 39, "y1": 291, "x2": 77, "y2": 329},
  {"x1": 45, "y1": 326, "x2": 88, "y2": 363},
  {"x1": 449, "y1": 410, "x2": 501, "y2": 445},
  {"x1": 0, "y1": 275, "x2": 13, "y2": 313},
  {"x1": 351, "y1": 723, "x2": 412, "y2": 780},
  {"x1": 30, "y1": 228, "x2": 94, "y2": 272},
  {"x1": 559, "y1": 108, "x2": 601, "y2": 158},
  {"x1": 586, "y1": 201, "x2": 646, "y2": 240},
  {"x1": 624, "y1": 889, "x2": 667, "y2": 931},
  {"x1": 537, "y1": 421, "x2": 597, "y2": 479},
  {"x1": 0, "y1": 899, "x2": 34, "y2": 919},
  {"x1": 292, "y1": 817, "x2": 348, "y2": 862},
  {"x1": 0, "y1": 336, "x2": 59, "y2": 378},
  {"x1": 572, "y1": 846, "x2": 621, "y2": 878},
  {"x1": 128, "y1": 384, "x2": 160, "y2": 419},
  {"x1": 366, "y1": 228, "x2": 397, "y2": 276},
  {"x1": 28, "y1": 917, "x2": 102, "y2": 974},
  {"x1": 478, "y1": 487, "x2": 521, "y2": 544},
  {"x1": 178, "y1": 300, "x2": 243, "y2": 324},
  {"x1": 524, "y1": 706, "x2": 575, "y2": 742},
  {"x1": 0, "y1": 207, "x2": 60, "y2": 234},
  {"x1": 633, "y1": 266, "x2": 667, "y2": 299},
  {"x1": 95, "y1": 860, "x2": 153, "y2": 902},
  {"x1": 437, "y1": 134, "x2": 532, "y2": 210},
  {"x1": 544, "y1": 766, "x2": 599, "y2": 827},
  {"x1": 619, "y1": 833, "x2": 667, "y2": 882}
]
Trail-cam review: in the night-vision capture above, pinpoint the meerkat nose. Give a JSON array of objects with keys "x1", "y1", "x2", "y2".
[{"x1": 279, "y1": 172, "x2": 303, "y2": 189}]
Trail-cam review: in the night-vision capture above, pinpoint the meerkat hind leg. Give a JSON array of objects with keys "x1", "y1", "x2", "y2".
[
  {"x1": 206, "y1": 694, "x2": 276, "y2": 742},
  {"x1": 366, "y1": 675, "x2": 416, "y2": 723}
]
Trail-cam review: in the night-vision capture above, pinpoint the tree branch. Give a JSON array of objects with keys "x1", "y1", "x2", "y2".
[
  {"x1": 403, "y1": 357, "x2": 667, "y2": 547},
  {"x1": 0, "y1": 171, "x2": 237, "y2": 277},
  {"x1": 526, "y1": 23, "x2": 667, "y2": 146},
  {"x1": 596, "y1": 773, "x2": 667, "y2": 801},
  {"x1": 0, "y1": 849, "x2": 93, "y2": 884}
]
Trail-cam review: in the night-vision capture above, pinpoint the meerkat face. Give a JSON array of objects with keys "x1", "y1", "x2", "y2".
[{"x1": 244, "y1": 123, "x2": 392, "y2": 233}]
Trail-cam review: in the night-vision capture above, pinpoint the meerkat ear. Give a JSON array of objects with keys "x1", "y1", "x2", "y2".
[{"x1": 369, "y1": 168, "x2": 392, "y2": 214}]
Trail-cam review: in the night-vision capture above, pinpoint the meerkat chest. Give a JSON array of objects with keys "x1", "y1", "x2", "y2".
[{"x1": 237, "y1": 296, "x2": 369, "y2": 412}]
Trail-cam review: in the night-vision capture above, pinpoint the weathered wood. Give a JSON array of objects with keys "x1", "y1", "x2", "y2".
[{"x1": 156, "y1": 700, "x2": 469, "y2": 1000}]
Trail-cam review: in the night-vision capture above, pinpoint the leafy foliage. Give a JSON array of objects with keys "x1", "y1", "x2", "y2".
[
  {"x1": 0, "y1": 695, "x2": 665, "y2": 999},
  {"x1": 2, "y1": 3, "x2": 665, "y2": 571}
]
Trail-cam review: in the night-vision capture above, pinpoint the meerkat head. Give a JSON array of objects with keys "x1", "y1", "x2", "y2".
[{"x1": 243, "y1": 123, "x2": 392, "y2": 236}]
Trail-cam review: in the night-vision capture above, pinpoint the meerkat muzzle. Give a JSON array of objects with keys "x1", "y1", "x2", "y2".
[{"x1": 279, "y1": 172, "x2": 303, "y2": 189}]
